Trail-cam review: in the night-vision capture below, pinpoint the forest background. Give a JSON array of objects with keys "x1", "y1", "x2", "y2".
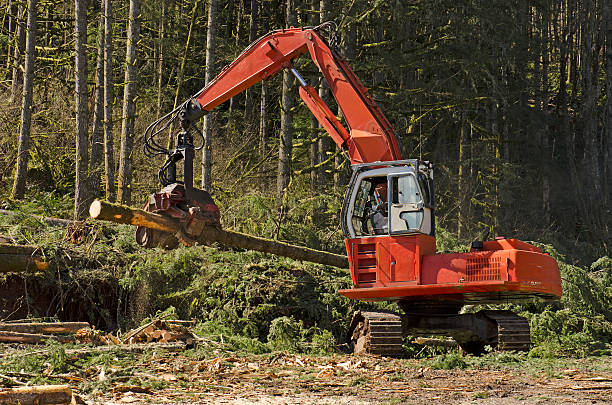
[{"x1": 0, "y1": 0, "x2": 611, "y2": 355}]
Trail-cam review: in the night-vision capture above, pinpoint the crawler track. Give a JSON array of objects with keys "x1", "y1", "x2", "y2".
[
  {"x1": 348, "y1": 311, "x2": 404, "y2": 357},
  {"x1": 482, "y1": 310, "x2": 531, "y2": 351}
]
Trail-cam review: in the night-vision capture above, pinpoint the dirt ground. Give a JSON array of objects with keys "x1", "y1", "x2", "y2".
[
  {"x1": 2, "y1": 343, "x2": 611, "y2": 404},
  {"x1": 80, "y1": 352, "x2": 612, "y2": 404}
]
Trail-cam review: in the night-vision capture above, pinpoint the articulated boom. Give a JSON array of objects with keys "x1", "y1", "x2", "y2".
[{"x1": 185, "y1": 23, "x2": 401, "y2": 164}]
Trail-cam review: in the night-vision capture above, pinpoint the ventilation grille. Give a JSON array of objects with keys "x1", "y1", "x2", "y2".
[
  {"x1": 465, "y1": 257, "x2": 502, "y2": 281},
  {"x1": 355, "y1": 243, "x2": 377, "y2": 285}
]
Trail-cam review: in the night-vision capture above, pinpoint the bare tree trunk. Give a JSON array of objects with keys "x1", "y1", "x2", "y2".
[
  {"x1": 228, "y1": 0, "x2": 244, "y2": 116},
  {"x1": 334, "y1": 19, "x2": 355, "y2": 191},
  {"x1": 259, "y1": 80, "x2": 269, "y2": 156},
  {"x1": 11, "y1": 0, "x2": 37, "y2": 200},
  {"x1": 457, "y1": 114, "x2": 467, "y2": 239},
  {"x1": 258, "y1": 2, "x2": 268, "y2": 157},
  {"x1": 4, "y1": 0, "x2": 13, "y2": 77},
  {"x1": 243, "y1": 0, "x2": 258, "y2": 120},
  {"x1": 156, "y1": 1, "x2": 166, "y2": 119},
  {"x1": 317, "y1": 0, "x2": 331, "y2": 187},
  {"x1": 277, "y1": 0, "x2": 295, "y2": 207},
  {"x1": 10, "y1": 3, "x2": 25, "y2": 103},
  {"x1": 606, "y1": 1, "x2": 612, "y2": 211},
  {"x1": 103, "y1": 0, "x2": 115, "y2": 202},
  {"x1": 168, "y1": 0, "x2": 199, "y2": 150},
  {"x1": 117, "y1": 0, "x2": 141, "y2": 205},
  {"x1": 202, "y1": 0, "x2": 218, "y2": 191},
  {"x1": 89, "y1": 3, "x2": 105, "y2": 202},
  {"x1": 74, "y1": 0, "x2": 89, "y2": 219},
  {"x1": 310, "y1": 115, "x2": 318, "y2": 192},
  {"x1": 580, "y1": 0, "x2": 601, "y2": 219},
  {"x1": 541, "y1": 9, "x2": 551, "y2": 226}
]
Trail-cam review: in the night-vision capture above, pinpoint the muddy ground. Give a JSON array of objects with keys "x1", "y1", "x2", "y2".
[{"x1": 2, "y1": 343, "x2": 611, "y2": 404}]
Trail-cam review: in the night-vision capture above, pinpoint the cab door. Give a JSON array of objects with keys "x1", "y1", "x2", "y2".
[{"x1": 388, "y1": 174, "x2": 425, "y2": 234}]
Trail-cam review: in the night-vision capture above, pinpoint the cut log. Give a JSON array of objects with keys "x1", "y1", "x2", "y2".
[
  {"x1": 0, "y1": 322, "x2": 90, "y2": 335},
  {"x1": 0, "y1": 331, "x2": 76, "y2": 344},
  {"x1": 90, "y1": 200, "x2": 349, "y2": 268},
  {"x1": 0, "y1": 384, "x2": 76, "y2": 404},
  {"x1": 0, "y1": 243, "x2": 48, "y2": 273}
]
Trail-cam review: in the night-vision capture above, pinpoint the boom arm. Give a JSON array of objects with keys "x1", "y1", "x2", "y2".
[{"x1": 184, "y1": 24, "x2": 402, "y2": 164}]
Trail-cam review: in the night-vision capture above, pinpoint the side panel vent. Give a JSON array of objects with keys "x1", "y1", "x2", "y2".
[
  {"x1": 355, "y1": 243, "x2": 377, "y2": 285},
  {"x1": 465, "y1": 257, "x2": 502, "y2": 281}
]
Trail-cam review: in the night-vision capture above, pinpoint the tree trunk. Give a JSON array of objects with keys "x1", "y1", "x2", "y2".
[
  {"x1": 156, "y1": 1, "x2": 166, "y2": 119},
  {"x1": 310, "y1": 115, "x2": 319, "y2": 192},
  {"x1": 11, "y1": 0, "x2": 37, "y2": 200},
  {"x1": 89, "y1": 4, "x2": 105, "y2": 202},
  {"x1": 541, "y1": 9, "x2": 551, "y2": 226},
  {"x1": 580, "y1": 0, "x2": 601, "y2": 220},
  {"x1": 334, "y1": 20, "x2": 355, "y2": 191},
  {"x1": 457, "y1": 114, "x2": 467, "y2": 239},
  {"x1": 202, "y1": 0, "x2": 218, "y2": 191},
  {"x1": 168, "y1": 0, "x2": 199, "y2": 150},
  {"x1": 317, "y1": 0, "x2": 331, "y2": 187},
  {"x1": 103, "y1": 0, "x2": 115, "y2": 203},
  {"x1": 74, "y1": 0, "x2": 89, "y2": 219},
  {"x1": 117, "y1": 0, "x2": 141, "y2": 205},
  {"x1": 4, "y1": 0, "x2": 13, "y2": 77},
  {"x1": 277, "y1": 0, "x2": 296, "y2": 208},
  {"x1": 605, "y1": 0, "x2": 612, "y2": 213},
  {"x1": 244, "y1": 0, "x2": 258, "y2": 120},
  {"x1": 259, "y1": 80, "x2": 269, "y2": 156},
  {"x1": 10, "y1": 3, "x2": 25, "y2": 103},
  {"x1": 258, "y1": 2, "x2": 269, "y2": 157}
]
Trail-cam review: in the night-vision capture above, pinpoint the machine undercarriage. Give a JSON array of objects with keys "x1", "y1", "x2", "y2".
[{"x1": 348, "y1": 306, "x2": 531, "y2": 356}]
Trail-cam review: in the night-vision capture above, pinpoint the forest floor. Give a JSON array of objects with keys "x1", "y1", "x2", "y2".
[{"x1": 2, "y1": 344, "x2": 611, "y2": 404}]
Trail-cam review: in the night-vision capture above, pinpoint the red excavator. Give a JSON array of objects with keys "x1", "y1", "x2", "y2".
[{"x1": 140, "y1": 23, "x2": 562, "y2": 355}]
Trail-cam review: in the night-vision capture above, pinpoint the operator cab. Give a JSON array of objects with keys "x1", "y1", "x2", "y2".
[{"x1": 341, "y1": 160, "x2": 434, "y2": 239}]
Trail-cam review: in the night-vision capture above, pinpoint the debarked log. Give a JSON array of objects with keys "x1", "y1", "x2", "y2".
[
  {"x1": 0, "y1": 244, "x2": 48, "y2": 273},
  {"x1": 89, "y1": 200, "x2": 349, "y2": 268}
]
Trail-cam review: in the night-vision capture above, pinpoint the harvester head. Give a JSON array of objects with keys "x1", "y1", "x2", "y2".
[{"x1": 135, "y1": 183, "x2": 220, "y2": 249}]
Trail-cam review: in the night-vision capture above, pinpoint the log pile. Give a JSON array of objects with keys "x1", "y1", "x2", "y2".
[
  {"x1": 0, "y1": 243, "x2": 48, "y2": 273},
  {"x1": 89, "y1": 200, "x2": 349, "y2": 268}
]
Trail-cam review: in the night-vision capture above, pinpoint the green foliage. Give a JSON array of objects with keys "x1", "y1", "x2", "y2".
[
  {"x1": 310, "y1": 329, "x2": 337, "y2": 355},
  {"x1": 429, "y1": 351, "x2": 468, "y2": 370},
  {"x1": 267, "y1": 316, "x2": 305, "y2": 352}
]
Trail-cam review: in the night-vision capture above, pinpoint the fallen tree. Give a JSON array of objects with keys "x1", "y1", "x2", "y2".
[
  {"x1": 0, "y1": 331, "x2": 75, "y2": 344},
  {"x1": 0, "y1": 243, "x2": 48, "y2": 273},
  {"x1": 89, "y1": 200, "x2": 349, "y2": 268},
  {"x1": 0, "y1": 209, "x2": 75, "y2": 227},
  {"x1": 0, "y1": 322, "x2": 90, "y2": 334}
]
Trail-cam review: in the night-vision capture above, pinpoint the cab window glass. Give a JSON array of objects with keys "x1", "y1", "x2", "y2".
[{"x1": 391, "y1": 175, "x2": 421, "y2": 204}]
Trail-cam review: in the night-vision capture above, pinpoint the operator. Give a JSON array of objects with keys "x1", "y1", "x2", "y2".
[{"x1": 370, "y1": 182, "x2": 388, "y2": 234}]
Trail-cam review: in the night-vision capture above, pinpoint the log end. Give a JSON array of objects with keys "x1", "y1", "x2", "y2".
[{"x1": 89, "y1": 200, "x2": 102, "y2": 219}]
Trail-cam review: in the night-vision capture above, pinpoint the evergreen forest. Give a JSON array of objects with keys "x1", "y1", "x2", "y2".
[{"x1": 0, "y1": 0, "x2": 612, "y2": 360}]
